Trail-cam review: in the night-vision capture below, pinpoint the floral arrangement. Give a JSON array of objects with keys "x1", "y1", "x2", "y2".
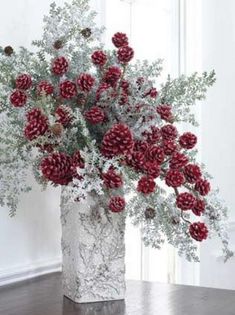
[{"x1": 0, "y1": 0, "x2": 233, "y2": 261}]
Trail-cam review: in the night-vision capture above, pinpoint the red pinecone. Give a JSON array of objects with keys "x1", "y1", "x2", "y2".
[
  {"x1": 104, "y1": 66, "x2": 122, "y2": 87},
  {"x1": 119, "y1": 92, "x2": 129, "y2": 106},
  {"x1": 55, "y1": 105, "x2": 73, "y2": 127},
  {"x1": 137, "y1": 176, "x2": 156, "y2": 194},
  {"x1": 161, "y1": 124, "x2": 178, "y2": 140},
  {"x1": 176, "y1": 192, "x2": 196, "y2": 210},
  {"x1": 117, "y1": 46, "x2": 134, "y2": 63},
  {"x1": 102, "y1": 168, "x2": 123, "y2": 189},
  {"x1": 24, "y1": 108, "x2": 49, "y2": 141},
  {"x1": 60, "y1": 80, "x2": 77, "y2": 99},
  {"x1": 16, "y1": 74, "x2": 32, "y2": 90},
  {"x1": 121, "y1": 80, "x2": 129, "y2": 93},
  {"x1": 91, "y1": 50, "x2": 107, "y2": 66},
  {"x1": 142, "y1": 126, "x2": 161, "y2": 144},
  {"x1": 85, "y1": 106, "x2": 105, "y2": 124},
  {"x1": 157, "y1": 104, "x2": 173, "y2": 121},
  {"x1": 189, "y1": 222, "x2": 208, "y2": 241},
  {"x1": 71, "y1": 150, "x2": 84, "y2": 179},
  {"x1": 143, "y1": 161, "x2": 160, "y2": 178},
  {"x1": 170, "y1": 152, "x2": 189, "y2": 170},
  {"x1": 192, "y1": 199, "x2": 206, "y2": 216},
  {"x1": 41, "y1": 152, "x2": 73, "y2": 185},
  {"x1": 179, "y1": 132, "x2": 197, "y2": 149},
  {"x1": 146, "y1": 145, "x2": 165, "y2": 164},
  {"x1": 162, "y1": 140, "x2": 178, "y2": 155},
  {"x1": 96, "y1": 82, "x2": 111, "y2": 101},
  {"x1": 72, "y1": 150, "x2": 85, "y2": 169},
  {"x1": 10, "y1": 90, "x2": 27, "y2": 107},
  {"x1": 77, "y1": 73, "x2": 95, "y2": 92},
  {"x1": 195, "y1": 178, "x2": 211, "y2": 196},
  {"x1": 109, "y1": 196, "x2": 126, "y2": 212},
  {"x1": 134, "y1": 140, "x2": 149, "y2": 153},
  {"x1": 126, "y1": 151, "x2": 145, "y2": 171},
  {"x1": 112, "y1": 32, "x2": 129, "y2": 48},
  {"x1": 52, "y1": 56, "x2": 69, "y2": 75},
  {"x1": 101, "y1": 123, "x2": 134, "y2": 158},
  {"x1": 165, "y1": 169, "x2": 185, "y2": 188},
  {"x1": 26, "y1": 107, "x2": 43, "y2": 121},
  {"x1": 144, "y1": 87, "x2": 158, "y2": 98},
  {"x1": 37, "y1": 81, "x2": 54, "y2": 96},
  {"x1": 184, "y1": 164, "x2": 202, "y2": 184}
]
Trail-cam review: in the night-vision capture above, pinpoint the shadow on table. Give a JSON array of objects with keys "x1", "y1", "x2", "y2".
[{"x1": 63, "y1": 296, "x2": 126, "y2": 315}]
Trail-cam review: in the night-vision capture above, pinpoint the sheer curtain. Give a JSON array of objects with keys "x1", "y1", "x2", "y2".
[{"x1": 104, "y1": 0, "x2": 183, "y2": 282}]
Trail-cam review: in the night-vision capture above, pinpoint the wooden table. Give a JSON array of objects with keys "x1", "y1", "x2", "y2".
[{"x1": 0, "y1": 272, "x2": 235, "y2": 315}]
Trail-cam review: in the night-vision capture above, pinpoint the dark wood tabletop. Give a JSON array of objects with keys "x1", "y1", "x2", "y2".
[{"x1": 0, "y1": 272, "x2": 235, "y2": 315}]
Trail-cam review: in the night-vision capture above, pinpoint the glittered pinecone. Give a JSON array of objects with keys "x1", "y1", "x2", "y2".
[
  {"x1": 91, "y1": 50, "x2": 107, "y2": 66},
  {"x1": 165, "y1": 169, "x2": 185, "y2": 188},
  {"x1": 102, "y1": 168, "x2": 123, "y2": 189},
  {"x1": 4, "y1": 46, "x2": 14, "y2": 56},
  {"x1": 146, "y1": 145, "x2": 165, "y2": 164},
  {"x1": 81, "y1": 28, "x2": 92, "y2": 38},
  {"x1": 109, "y1": 196, "x2": 126, "y2": 212},
  {"x1": 145, "y1": 207, "x2": 156, "y2": 219},
  {"x1": 24, "y1": 108, "x2": 49, "y2": 141},
  {"x1": 16, "y1": 74, "x2": 32, "y2": 90},
  {"x1": 184, "y1": 164, "x2": 202, "y2": 184},
  {"x1": 192, "y1": 199, "x2": 206, "y2": 216},
  {"x1": 170, "y1": 152, "x2": 189, "y2": 170},
  {"x1": 51, "y1": 123, "x2": 63, "y2": 136},
  {"x1": 117, "y1": 46, "x2": 134, "y2": 63},
  {"x1": 142, "y1": 126, "x2": 161, "y2": 144},
  {"x1": 55, "y1": 105, "x2": 73, "y2": 127},
  {"x1": 52, "y1": 56, "x2": 69, "y2": 75},
  {"x1": 10, "y1": 90, "x2": 27, "y2": 107},
  {"x1": 161, "y1": 124, "x2": 178, "y2": 140},
  {"x1": 189, "y1": 222, "x2": 208, "y2": 241},
  {"x1": 96, "y1": 82, "x2": 111, "y2": 101},
  {"x1": 85, "y1": 106, "x2": 105, "y2": 124},
  {"x1": 101, "y1": 123, "x2": 134, "y2": 158},
  {"x1": 143, "y1": 161, "x2": 160, "y2": 178},
  {"x1": 179, "y1": 132, "x2": 197, "y2": 149},
  {"x1": 41, "y1": 152, "x2": 73, "y2": 185},
  {"x1": 77, "y1": 73, "x2": 95, "y2": 92},
  {"x1": 53, "y1": 39, "x2": 63, "y2": 49},
  {"x1": 37, "y1": 81, "x2": 54, "y2": 96},
  {"x1": 157, "y1": 104, "x2": 173, "y2": 121},
  {"x1": 195, "y1": 178, "x2": 211, "y2": 196},
  {"x1": 60, "y1": 80, "x2": 77, "y2": 99},
  {"x1": 176, "y1": 192, "x2": 196, "y2": 210},
  {"x1": 104, "y1": 66, "x2": 122, "y2": 87},
  {"x1": 137, "y1": 176, "x2": 156, "y2": 194},
  {"x1": 112, "y1": 32, "x2": 129, "y2": 48},
  {"x1": 162, "y1": 140, "x2": 178, "y2": 155}
]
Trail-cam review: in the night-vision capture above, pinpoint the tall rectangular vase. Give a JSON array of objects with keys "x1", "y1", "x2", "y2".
[{"x1": 60, "y1": 191, "x2": 126, "y2": 303}]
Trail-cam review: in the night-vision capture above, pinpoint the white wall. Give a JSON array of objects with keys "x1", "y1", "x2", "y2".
[
  {"x1": 0, "y1": 0, "x2": 68, "y2": 284},
  {"x1": 199, "y1": 0, "x2": 235, "y2": 290}
]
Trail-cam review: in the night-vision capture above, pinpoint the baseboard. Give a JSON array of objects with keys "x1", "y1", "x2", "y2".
[{"x1": 0, "y1": 258, "x2": 62, "y2": 287}]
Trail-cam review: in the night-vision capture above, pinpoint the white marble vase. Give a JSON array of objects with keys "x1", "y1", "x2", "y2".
[{"x1": 60, "y1": 190, "x2": 126, "y2": 303}]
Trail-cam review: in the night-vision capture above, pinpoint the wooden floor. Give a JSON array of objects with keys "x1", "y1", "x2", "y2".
[{"x1": 0, "y1": 272, "x2": 235, "y2": 315}]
